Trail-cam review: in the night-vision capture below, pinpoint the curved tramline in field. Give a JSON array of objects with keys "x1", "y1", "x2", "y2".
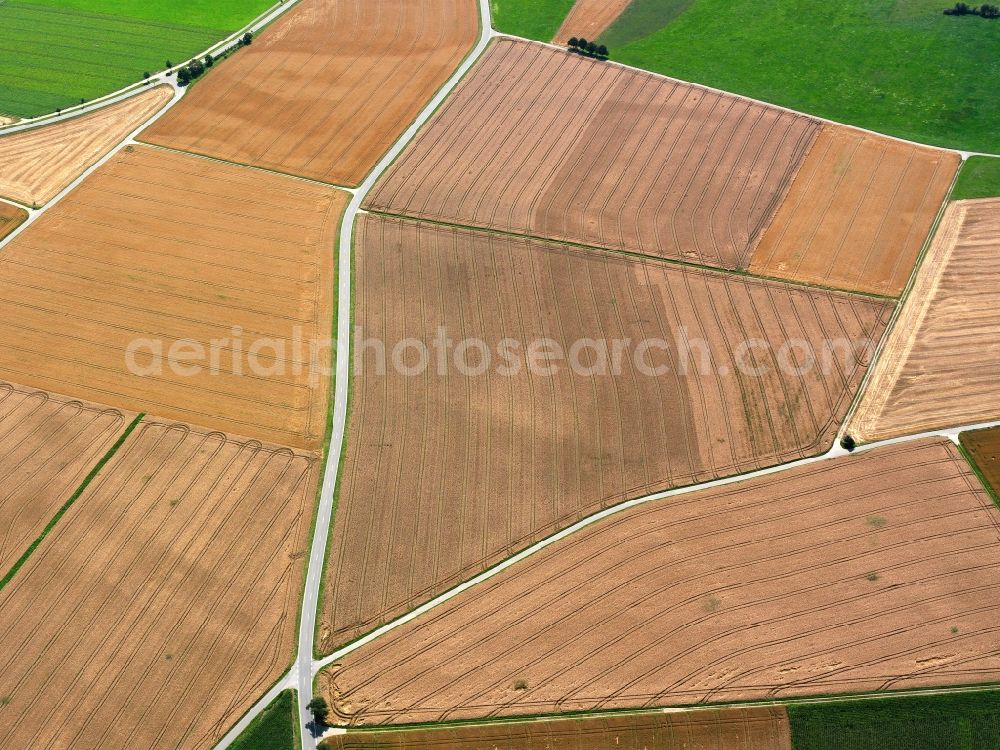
[
  {"x1": 143, "y1": 0, "x2": 479, "y2": 187},
  {"x1": 0, "y1": 85, "x2": 172, "y2": 206},
  {"x1": 849, "y1": 198, "x2": 1000, "y2": 442},
  {"x1": 316, "y1": 214, "x2": 891, "y2": 652},
  {"x1": 0, "y1": 144, "x2": 347, "y2": 450},
  {"x1": 0, "y1": 380, "x2": 134, "y2": 575},
  {"x1": 552, "y1": 0, "x2": 631, "y2": 45},
  {"x1": 318, "y1": 438, "x2": 1000, "y2": 725},
  {"x1": 750, "y1": 125, "x2": 959, "y2": 297},
  {"x1": 365, "y1": 37, "x2": 819, "y2": 270},
  {"x1": 319, "y1": 705, "x2": 791, "y2": 749},
  {"x1": 0, "y1": 418, "x2": 320, "y2": 750}
]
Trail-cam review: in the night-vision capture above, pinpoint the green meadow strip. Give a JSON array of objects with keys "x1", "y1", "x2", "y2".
[{"x1": 0, "y1": 411, "x2": 145, "y2": 592}]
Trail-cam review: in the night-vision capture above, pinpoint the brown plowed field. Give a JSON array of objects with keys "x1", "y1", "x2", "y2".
[
  {"x1": 849, "y1": 198, "x2": 1000, "y2": 442},
  {"x1": 0, "y1": 201, "x2": 27, "y2": 240},
  {"x1": 364, "y1": 38, "x2": 819, "y2": 269},
  {"x1": 318, "y1": 215, "x2": 891, "y2": 652},
  {"x1": 142, "y1": 0, "x2": 478, "y2": 186},
  {"x1": 0, "y1": 86, "x2": 172, "y2": 205},
  {"x1": 552, "y1": 0, "x2": 632, "y2": 45},
  {"x1": 0, "y1": 418, "x2": 319, "y2": 750},
  {"x1": 0, "y1": 144, "x2": 347, "y2": 449},
  {"x1": 0, "y1": 380, "x2": 133, "y2": 573},
  {"x1": 321, "y1": 706, "x2": 791, "y2": 749},
  {"x1": 750, "y1": 126, "x2": 959, "y2": 297},
  {"x1": 320, "y1": 438, "x2": 1000, "y2": 725},
  {"x1": 961, "y1": 427, "x2": 1000, "y2": 497}
]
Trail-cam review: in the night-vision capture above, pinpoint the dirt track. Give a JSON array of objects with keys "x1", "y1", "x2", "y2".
[
  {"x1": 0, "y1": 201, "x2": 27, "y2": 239},
  {"x1": 750, "y1": 126, "x2": 959, "y2": 296},
  {"x1": 552, "y1": 0, "x2": 631, "y2": 45},
  {"x1": 0, "y1": 419, "x2": 319, "y2": 750},
  {"x1": 143, "y1": 0, "x2": 478, "y2": 186},
  {"x1": 321, "y1": 706, "x2": 791, "y2": 749},
  {"x1": 0, "y1": 86, "x2": 172, "y2": 206},
  {"x1": 961, "y1": 427, "x2": 1000, "y2": 496},
  {"x1": 0, "y1": 380, "x2": 133, "y2": 573},
  {"x1": 365, "y1": 38, "x2": 818, "y2": 269},
  {"x1": 849, "y1": 198, "x2": 1000, "y2": 442},
  {"x1": 317, "y1": 215, "x2": 891, "y2": 652},
  {"x1": 320, "y1": 439, "x2": 1000, "y2": 725},
  {"x1": 0, "y1": 144, "x2": 346, "y2": 449}
]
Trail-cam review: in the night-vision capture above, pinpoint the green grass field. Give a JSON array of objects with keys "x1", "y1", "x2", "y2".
[
  {"x1": 0, "y1": 0, "x2": 272, "y2": 117},
  {"x1": 598, "y1": 0, "x2": 1000, "y2": 154},
  {"x1": 490, "y1": 0, "x2": 574, "y2": 41},
  {"x1": 230, "y1": 690, "x2": 298, "y2": 750},
  {"x1": 952, "y1": 156, "x2": 1000, "y2": 199},
  {"x1": 789, "y1": 690, "x2": 1000, "y2": 749}
]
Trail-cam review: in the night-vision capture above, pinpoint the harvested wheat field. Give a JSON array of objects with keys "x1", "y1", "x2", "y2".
[
  {"x1": 0, "y1": 381, "x2": 133, "y2": 574},
  {"x1": 319, "y1": 438, "x2": 1000, "y2": 725},
  {"x1": 850, "y1": 198, "x2": 1000, "y2": 442},
  {"x1": 552, "y1": 0, "x2": 632, "y2": 45},
  {"x1": 143, "y1": 0, "x2": 477, "y2": 186},
  {"x1": 0, "y1": 86, "x2": 172, "y2": 206},
  {"x1": 318, "y1": 215, "x2": 891, "y2": 651},
  {"x1": 0, "y1": 201, "x2": 27, "y2": 240},
  {"x1": 0, "y1": 418, "x2": 319, "y2": 750},
  {"x1": 365, "y1": 38, "x2": 818, "y2": 270},
  {"x1": 0, "y1": 144, "x2": 346, "y2": 449},
  {"x1": 750, "y1": 125, "x2": 959, "y2": 297},
  {"x1": 322, "y1": 706, "x2": 791, "y2": 749},
  {"x1": 961, "y1": 427, "x2": 1000, "y2": 497}
]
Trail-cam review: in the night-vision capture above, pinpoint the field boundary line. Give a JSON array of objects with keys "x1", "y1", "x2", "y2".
[
  {"x1": 364, "y1": 208, "x2": 897, "y2": 301},
  {"x1": 311, "y1": 417, "x2": 1000, "y2": 678},
  {"x1": 494, "y1": 34, "x2": 1000, "y2": 161},
  {"x1": 326, "y1": 680, "x2": 1000, "y2": 736},
  {"x1": 134, "y1": 141, "x2": 359, "y2": 193},
  {"x1": 0, "y1": 411, "x2": 144, "y2": 592},
  {"x1": 0, "y1": 0, "x2": 304, "y2": 133},
  {"x1": 835, "y1": 165, "x2": 963, "y2": 444}
]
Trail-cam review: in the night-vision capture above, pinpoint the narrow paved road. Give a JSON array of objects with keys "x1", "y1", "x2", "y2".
[{"x1": 291, "y1": 1, "x2": 497, "y2": 746}]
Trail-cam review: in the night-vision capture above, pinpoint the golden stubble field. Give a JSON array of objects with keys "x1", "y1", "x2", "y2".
[
  {"x1": 0, "y1": 418, "x2": 319, "y2": 750},
  {"x1": 0, "y1": 144, "x2": 347, "y2": 449}
]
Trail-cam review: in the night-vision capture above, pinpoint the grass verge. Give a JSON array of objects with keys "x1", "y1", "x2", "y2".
[
  {"x1": 0, "y1": 411, "x2": 144, "y2": 591},
  {"x1": 229, "y1": 689, "x2": 298, "y2": 750},
  {"x1": 952, "y1": 156, "x2": 1000, "y2": 199}
]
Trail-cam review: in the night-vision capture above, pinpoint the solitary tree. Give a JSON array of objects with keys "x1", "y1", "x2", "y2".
[
  {"x1": 242, "y1": 31, "x2": 253, "y2": 45},
  {"x1": 165, "y1": 60, "x2": 173, "y2": 69},
  {"x1": 840, "y1": 434, "x2": 856, "y2": 452},
  {"x1": 143, "y1": 71, "x2": 151, "y2": 79},
  {"x1": 307, "y1": 696, "x2": 330, "y2": 725}
]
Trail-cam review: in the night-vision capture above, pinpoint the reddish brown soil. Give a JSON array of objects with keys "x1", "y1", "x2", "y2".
[
  {"x1": 317, "y1": 215, "x2": 891, "y2": 652},
  {"x1": 850, "y1": 198, "x2": 1000, "y2": 441},
  {"x1": 142, "y1": 0, "x2": 478, "y2": 187},
  {"x1": 320, "y1": 438, "x2": 1000, "y2": 725},
  {"x1": 321, "y1": 706, "x2": 791, "y2": 749},
  {"x1": 960, "y1": 427, "x2": 1000, "y2": 497},
  {"x1": 0, "y1": 380, "x2": 133, "y2": 573},
  {"x1": 750, "y1": 126, "x2": 959, "y2": 297},
  {"x1": 552, "y1": 0, "x2": 632, "y2": 45},
  {"x1": 364, "y1": 38, "x2": 818, "y2": 269},
  {"x1": 0, "y1": 144, "x2": 347, "y2": 449},
  {"x1": 0, "y1": 86, "x2": 172, "y2": 206},
  {"x1": 0, "y1": 419, "x2": 319, "y2": 750},
  {"x1": 0, "y1": 201, "x2": 27, "y2": 240}
]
